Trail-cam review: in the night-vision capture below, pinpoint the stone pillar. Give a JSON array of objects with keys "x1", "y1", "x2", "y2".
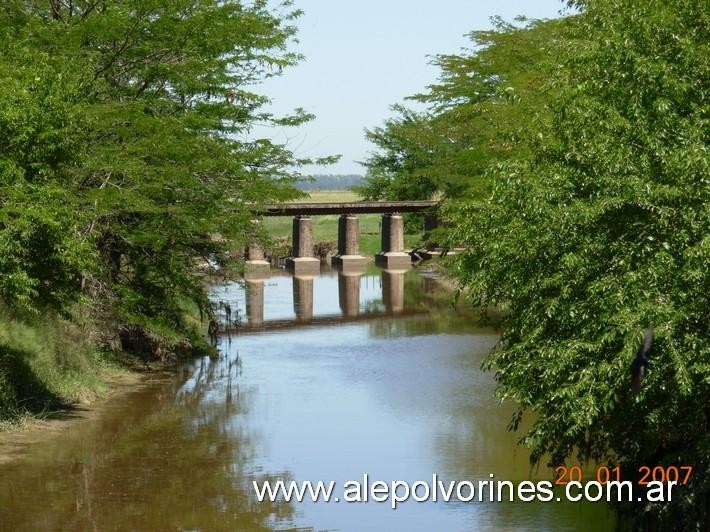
[
  {"x1": 244, "y1": 219, "x2": 270, "y2": 276},
  {"x1": 245, "y1": 279, "x2": 264, "y2": 327},
  {"x1": 338, "y1": 271, "x2": 361, "y2": 318},
  {"x1": 332, "y1": 214, "x2": 368, "y2": 270},
  {"x1": 375, "y1": 213, "x2": 411, "y2": 269},
  {"x1": 293, "y1": 275, "x2": 314, "y2": 322},
  {"x1": 286, "y1": 216, "x2": 320, "y2": 276},
  {"x1": 382, "y1": 269, "x2": 405, "y2": 315},
  {"x1": 341, "y1": 215, "x2": 360, "y2": 255},
  {"x1": 382, "y1": 213, "x2": 404, "y2": 252},
  {"x1": 422, "y1": 211, "x2": 447, "y2": 257},
  {"x1": 293, "y1": 216, "x2": 313, "y2": 257},
  {"x1": 245, "y1": 242, "x2": 270, "y2": 276},
  {"x1": 247, "y1": 244, "x2": 265, "y2": 261}
]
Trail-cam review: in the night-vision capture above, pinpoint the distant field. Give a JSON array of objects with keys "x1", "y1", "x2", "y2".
[
  {"x1": 290, "y1": 189, "x2": 363, "y2": 203},
  {"x1": 264, "y1": 190, "x2": 422, "y2": 256}
]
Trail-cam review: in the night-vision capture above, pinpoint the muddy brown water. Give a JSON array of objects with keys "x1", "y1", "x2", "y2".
[{"x1": 0, "y1": 267, "x2": 613, "y2": 531}]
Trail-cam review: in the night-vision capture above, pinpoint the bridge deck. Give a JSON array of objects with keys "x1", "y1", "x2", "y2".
[{"x1": 262, "y1": 200, "x2": 437, "y2": 216}]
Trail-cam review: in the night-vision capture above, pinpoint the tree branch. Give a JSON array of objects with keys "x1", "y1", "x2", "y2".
[{"x1": 48, "y1": 0, "x2": 64, "y2": 21}]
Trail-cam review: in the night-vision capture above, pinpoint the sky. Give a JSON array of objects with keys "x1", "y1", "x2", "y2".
[{"x1": 252, "y1": 0, "x2": 567, "y2": 176}]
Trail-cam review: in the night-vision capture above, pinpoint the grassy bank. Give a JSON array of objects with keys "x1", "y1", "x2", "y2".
[
  {"x1": 263, "y1": 190, "x2": 423, "y2": 256},
  {"x1": 0, "y1": 297, "x2": 213, "y2": 428},
  {"x1": 0, "y1": 310, "x2": 119, "y2": 429}
]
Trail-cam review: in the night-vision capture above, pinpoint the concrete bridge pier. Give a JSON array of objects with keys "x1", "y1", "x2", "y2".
[
  {"x1": 332, "y1": 214, "x2": 368, "y2": 271},
  {"x1": 375, "y1": 213, "x2": 412, "y2": 269},
  {"x1": 286, "y1": 216, "x2": 320, "y2": 276},
  {"x1": 245, "y1": 279, "x2": 265, "y2": 327},
  {"x1": 338, "y1": 270, "x2": 362, "y2": 318},
  {"x1": 244, "y1": 219, "x2": 271, "y2": 275},
  {"x1": 293, "y1": 275, "x2": 314, "y2": 322},
  {"x1": 381, "y1": 268, "x2": 406, "y2": 315},
  {"x1": 245, "y1": 243, "x2": 270, "y2": 276}
]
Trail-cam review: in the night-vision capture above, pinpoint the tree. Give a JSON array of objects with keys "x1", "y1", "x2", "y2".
[
  {"x1": 358, "y1": 17, "x2": 567, "y2": 203},
  {"x1": 450, "y1": 0, "x2": 709, "y2": 527},
  {"x1": 0, "y1": 32, "x2": 94, "y2": 312},
  {"x1": 0, "y1": 1, "x2": 318, "y2": 350}
]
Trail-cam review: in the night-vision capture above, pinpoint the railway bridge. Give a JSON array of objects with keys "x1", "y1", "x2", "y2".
[{"x1": 246, "y1": 200, "x2": 439, "y2": 275}]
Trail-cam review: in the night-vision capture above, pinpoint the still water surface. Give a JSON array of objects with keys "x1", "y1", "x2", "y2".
[{"x1": 0, "y1": 267, "x2": 613, "y2": 531}]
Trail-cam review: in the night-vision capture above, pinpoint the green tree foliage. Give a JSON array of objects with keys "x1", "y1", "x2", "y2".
[
  {"x1": 0, "y1": 43, "x2": 93, "y2": 311},
  {"x1": 358, "y1": 105, "x2": 437, "y2": 200},
  {"x1": 0, "y1": 1, "x2": 312, "y2": 340},
  {"x1": 358, "y1": 17, "x2": 566, "y2": 202},
  {"x1": 449, "y1": 0, "x2": 709, "y2": 527}
]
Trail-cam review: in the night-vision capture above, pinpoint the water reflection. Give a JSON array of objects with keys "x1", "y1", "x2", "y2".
[
  {"x1": 338, "y1": 271, "x2": 362, "y2": 318},
  {"x1": 214, "y1": 266, "x2": 426, "y2": 332},
  {"x1": 293, "y1": 275, "x2": 314, "y2": 322},
  {"x1": 381, "y1": 268, "x2": 406, "y2": 314},
  {"x1": 0, "y1": 366, "x2": 296, "y2": 530},
  {"x1": 0, "y1": 268, "x2": 614, "y2": 531},
  {"x1": 245, "y1": 279, "x2": 265, "y2": 327}
]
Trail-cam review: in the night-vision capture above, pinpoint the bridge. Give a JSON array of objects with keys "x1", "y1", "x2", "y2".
[
  {"x1": 262, "y1": 200, "x2": 437, "y2": 216},
  {"x1": 247, "y1": 200, "x2": 439, "y2": 275}
]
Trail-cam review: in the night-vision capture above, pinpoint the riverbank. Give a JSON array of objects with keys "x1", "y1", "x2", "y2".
[
  {"x1": 0, "y1": 300, "x2": 208, "y2": 433},
  {"x1": 0, "y1": 360, "x2": 183, "y2": 464},
  {"x1": 0, "y1": 369, "x2": 136, "y2": 464},
  {"x1": 0, "y1": 310, "x2": 105, "y2": 428}
]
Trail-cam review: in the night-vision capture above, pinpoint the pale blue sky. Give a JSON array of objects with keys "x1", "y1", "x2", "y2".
[{"x1": 253, "y1": 0, "x2": 567, "y2": 175}]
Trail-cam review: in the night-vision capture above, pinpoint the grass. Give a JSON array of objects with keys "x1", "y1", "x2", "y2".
[
  {"x1": 0, "y1": 292, "x2": 216, "y2": 428},
  {"x1": 294, "y1": 189, "x2": 362, "y2": 203},
  {"x1": 264, "y1": 189, "x2": 423, "y2": 256},
  {"x1": 0, "y1": 308, "x2": 123, "y2": 428}
]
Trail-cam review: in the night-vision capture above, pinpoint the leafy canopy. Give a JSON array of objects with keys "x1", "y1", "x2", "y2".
[
  {"x1": 358, "y1": 17, "x2": 567, "y2": 203},
  {"x1": 450, "y1": 0, "x2": 709, "y2": 526},
  {"x1": 0, "y1": 1, "x2": 319, "y2": 338}
]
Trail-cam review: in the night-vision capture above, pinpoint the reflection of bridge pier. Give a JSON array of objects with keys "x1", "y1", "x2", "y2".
[
  {"x1": 338, "y1": 267, "x2": 365, "y2": 318},
  {"x1": 223, "y1": 268, "x2": 426, "y2": 335},
  {"x1": 245, "y1": 279, "x2": 265, "y2": 327},
  {"x1": 293, "y1": 275, "x2": 314, "y2": 322},
  {"x1": 381, "y1": 268, "x2": 406, "y2": 315}
]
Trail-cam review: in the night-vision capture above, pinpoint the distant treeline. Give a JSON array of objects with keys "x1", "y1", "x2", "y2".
[{"x1": 296, "y1": 174, "x2": 364, "y2": 191}]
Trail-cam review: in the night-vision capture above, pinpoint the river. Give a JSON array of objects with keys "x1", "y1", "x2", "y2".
[{"x1": 0, "y1": 266, "x2": 613, "y2": 531}]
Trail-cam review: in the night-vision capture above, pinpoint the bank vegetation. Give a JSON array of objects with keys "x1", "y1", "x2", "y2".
[
  {"x1": 0, "y1": 1, "x2": 328, "y2": 425},
  {"x1": 360, "y1": 1, "x2": 708, "y2": 528}
]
